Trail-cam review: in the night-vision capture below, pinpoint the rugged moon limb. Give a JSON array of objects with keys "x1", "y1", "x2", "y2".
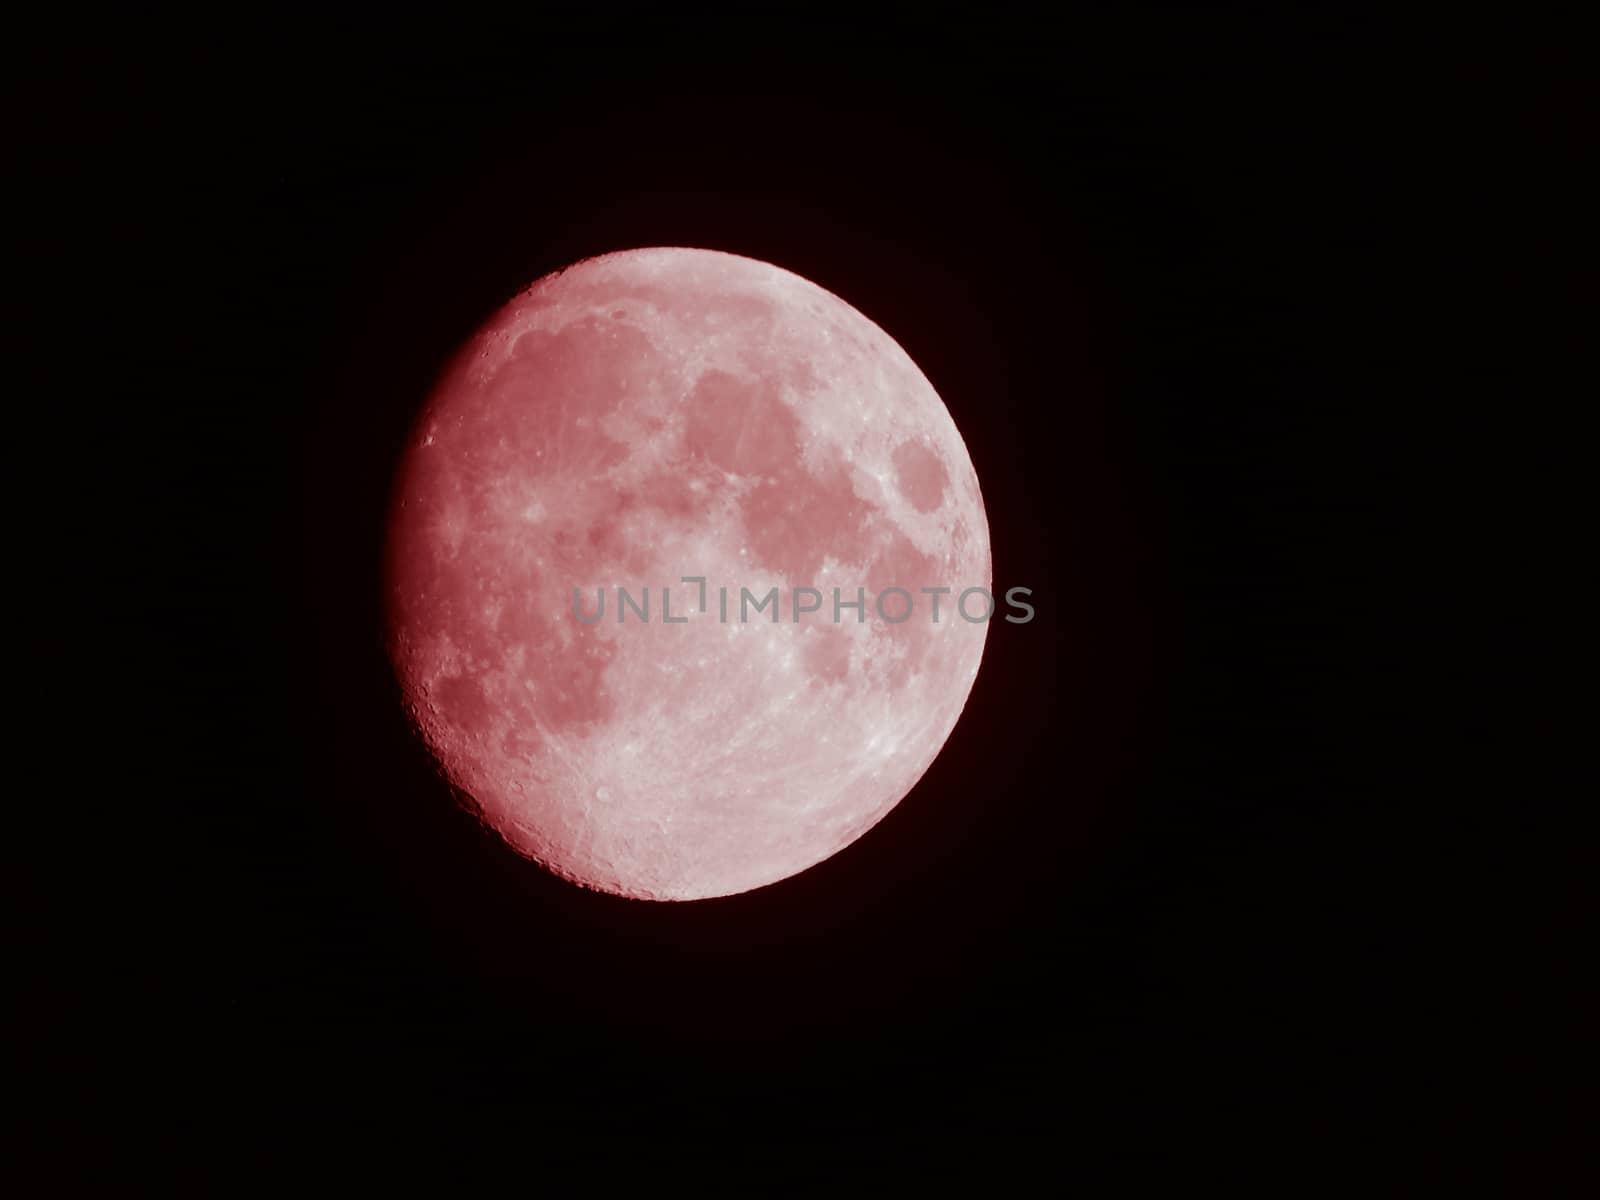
[{"x1": 384, "y1": 247, "x2": 991, "y2": 900}]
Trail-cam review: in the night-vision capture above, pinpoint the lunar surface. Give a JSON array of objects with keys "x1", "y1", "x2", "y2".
[{"x1": 384, "y1": 247, "x2": 990, "y2": 900}]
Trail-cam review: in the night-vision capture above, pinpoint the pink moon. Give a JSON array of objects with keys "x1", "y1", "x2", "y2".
[{"x1": 384, "y1": 247, "x2": 990, "y2": 900}]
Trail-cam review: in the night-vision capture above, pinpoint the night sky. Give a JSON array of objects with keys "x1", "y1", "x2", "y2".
[{"x1": 19, "y1": 11, "x2": 1570, "y2": 1185}]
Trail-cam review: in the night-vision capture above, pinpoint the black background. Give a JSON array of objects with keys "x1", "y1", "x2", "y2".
[{"x1": 18, "y1": 10, "x2": 1574, "y2": 1185}]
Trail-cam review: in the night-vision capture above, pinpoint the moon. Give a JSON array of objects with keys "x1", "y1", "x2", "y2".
[{"x1": 384, "y1": 247, "x2": 990, "y2": 900}]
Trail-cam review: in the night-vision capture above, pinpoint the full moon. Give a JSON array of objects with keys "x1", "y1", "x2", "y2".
[{"x1": 384, "y1": 247, "x2": 990, "y2": 900}]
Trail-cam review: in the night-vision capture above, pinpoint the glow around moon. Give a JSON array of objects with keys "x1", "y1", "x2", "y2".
[{"x1": 384, "y1": 247, "x2": 991, "y2": 900}]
